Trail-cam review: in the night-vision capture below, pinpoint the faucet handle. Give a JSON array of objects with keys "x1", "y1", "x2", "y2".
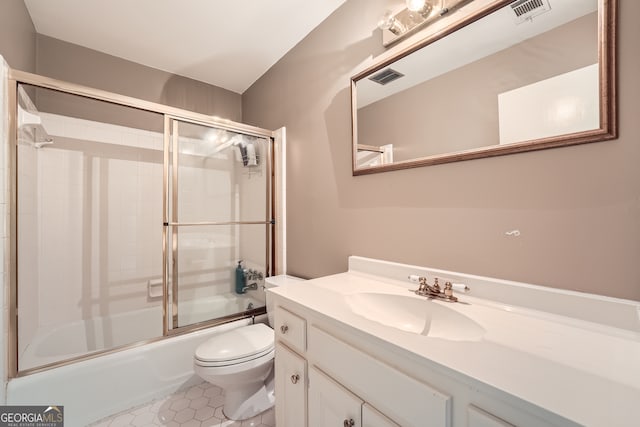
[
  {"x1": 408, "y1": 275, "x2": 429, "y2": 295},
  {"x1": 444, "y1": 281, "x2": 470, "y2": 297},
  {"x1": 451, "y1": 282, "x2": 469, "y2": 293},
  {"x1": 444, "y1": 282, "x2": 452, "y2": 297}
]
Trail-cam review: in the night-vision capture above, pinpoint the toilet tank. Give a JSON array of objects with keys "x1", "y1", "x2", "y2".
[{"x1": 265, "y1": 275, "x2": 305, "y2": 326}]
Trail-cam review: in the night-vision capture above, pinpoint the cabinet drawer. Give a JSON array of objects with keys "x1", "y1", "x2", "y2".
[
  {"x1": 274, "y1": 307, "x2": 306, "y2": 353},
  {"x1": 310, "y1": 326, "x2": 451, "y2": 427}
]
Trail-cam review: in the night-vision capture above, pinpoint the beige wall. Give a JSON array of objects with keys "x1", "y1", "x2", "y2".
[
  {"x1": 0, "y1": 0, "x2": 241, "y2": 122},
  {"x1": 36, "y1": 35, "x2": 242, "y2": 121},
  {"x1": 243, "y1": 0, "x2": 640, "y2": 301},
  {"x1": 359, "y1": 13, "x2": 597, "y2": 160},
  {"x1": 0, "y1": 0, "x2": 36, "y2": 72}
]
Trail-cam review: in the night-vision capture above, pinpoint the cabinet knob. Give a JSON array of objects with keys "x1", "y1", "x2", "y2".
[
  {"x1": 343, "y1": 419, "x2": 355, "y2": 427},
  {"x1": 280, "y1": 325, "x2": 289, "y2": 334},
  {"x1": 290, "y1": 374, "x2": 300, "y2": 384}
]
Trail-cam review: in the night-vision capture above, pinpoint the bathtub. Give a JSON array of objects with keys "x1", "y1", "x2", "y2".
[
  {"x1": 19, "y1": 292, "x2": 261, "y2": 370},
  {"x1": 9, "y1": 293, "x2": 265, "y2": 426}
]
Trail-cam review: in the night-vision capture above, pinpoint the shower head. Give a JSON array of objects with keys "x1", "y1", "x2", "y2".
[{"x1": 210, "y1": 134, "x2": 244, "y2": 155}]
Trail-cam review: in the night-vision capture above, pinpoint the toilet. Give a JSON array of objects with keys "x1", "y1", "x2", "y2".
[{"x1": 193, "y1": 275, "x2": 304, "y2": 421}]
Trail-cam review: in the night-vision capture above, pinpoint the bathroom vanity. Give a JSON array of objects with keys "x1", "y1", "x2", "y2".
[{"x1": 267, "y1": 257, "x2": 640, "y2": 427}]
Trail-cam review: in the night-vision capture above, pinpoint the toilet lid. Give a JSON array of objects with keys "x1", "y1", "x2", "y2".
[{"x1": 195, "y1": 323, "x2": 274, "y2": 364}]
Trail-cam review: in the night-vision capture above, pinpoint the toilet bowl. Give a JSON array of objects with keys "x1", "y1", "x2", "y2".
[{"x1": 193, "y1": 275, "x2": 304, "y2": 421}]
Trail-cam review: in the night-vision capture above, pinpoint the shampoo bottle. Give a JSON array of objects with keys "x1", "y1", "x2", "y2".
[{"x1": 235, "y1": 260, "x2": 246, "y2": 294}]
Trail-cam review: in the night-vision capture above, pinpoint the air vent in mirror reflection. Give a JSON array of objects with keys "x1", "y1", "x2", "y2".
[{"x1": 368, "y1": 68, "x2": 405, "y2": 85}]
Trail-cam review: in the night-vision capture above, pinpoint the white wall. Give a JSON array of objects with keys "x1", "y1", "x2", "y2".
[
  {"x1": 498, "y1": 63, "x2": 599, "y2": 144},
  {"x1": 16, "y1": 134, "x2": 37, "y2": 358}
]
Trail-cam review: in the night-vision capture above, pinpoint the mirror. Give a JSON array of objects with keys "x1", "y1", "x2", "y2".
[{"x1": 351, "y1": 0, "x2": 616, "y2": 174}]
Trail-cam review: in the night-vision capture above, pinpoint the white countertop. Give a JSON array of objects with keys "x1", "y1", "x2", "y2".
[{"x1": 269, "y1": 261, "x2": 640, "y2": 427}]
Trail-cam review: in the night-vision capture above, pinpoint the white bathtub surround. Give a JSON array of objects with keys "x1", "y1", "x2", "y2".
[
  {"x1": 268, "y1": 256, "x2": 640, "y2": 427},
  {"x1": 8, "y1": 316, "x2": 268, "y2": 426},
  {"x1": 90, "y1": 379, "x2": 275, "y2": 427}
]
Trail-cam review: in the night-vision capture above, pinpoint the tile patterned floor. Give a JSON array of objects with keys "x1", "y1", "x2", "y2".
[{"x1": 90, "y1": 380, "x2": 275, "y2": 427}]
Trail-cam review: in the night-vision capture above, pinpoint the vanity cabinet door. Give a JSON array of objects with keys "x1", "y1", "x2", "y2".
[
  {"x1": 309, "y1": 326, "x2": 451, "y2": 426},
  {"x1": 309, "y1": 366, "x2": 363, "y2": 427},
  {"x1": 363, "y1": 404, "x2": 400, "y2": 427},
  {"x1": 275, "y1": 343, "x2": 307, "y2": 427}
]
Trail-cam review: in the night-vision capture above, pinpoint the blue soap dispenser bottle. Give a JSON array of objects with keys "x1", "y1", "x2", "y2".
[{"x1": 235, "y1": 260, "x2": 246, "y2": 294}]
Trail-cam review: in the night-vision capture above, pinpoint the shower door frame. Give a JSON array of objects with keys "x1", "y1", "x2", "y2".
[
  {"x1": 6, "y1": 68, "x2": 276, "y2": 378},
  {"x1": 164, "y1": 116, "x2": 274, "y2": 333}
]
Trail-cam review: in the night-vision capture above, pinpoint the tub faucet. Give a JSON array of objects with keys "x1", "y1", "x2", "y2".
[
  {"x1": 408, "y1": 275, "x2": 469, "y2": 302},
  {"x1": 241, "y1": 282, "x2": 258, "y2": 293}
]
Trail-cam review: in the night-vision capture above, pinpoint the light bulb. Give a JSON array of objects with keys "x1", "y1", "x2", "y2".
[
  {"x1": 406, "y1": 0, "x2": 426, "y2": 11},
  {"x1": 377, "y1": 10, "x2": 395, "y2": 30},
  {"x1": 377, "y1": 10, "x2": 406, "y2": 35}
]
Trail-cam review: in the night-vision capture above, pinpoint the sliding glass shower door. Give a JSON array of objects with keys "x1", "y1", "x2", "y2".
[
  {"x1": 15, "y1": 84, "x2": 166, "y2": 372},
  {"x1": 12, "y1": 73, "x2": 275, "y2": 375},
  {"x1": 165, "y1": 119, "x2": 271, "y2": 331}
]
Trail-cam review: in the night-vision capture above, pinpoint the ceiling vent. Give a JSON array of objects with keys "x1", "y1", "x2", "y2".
[
  {"x1": 510, "y1": 0, "x2": 551, "y2": 24},
  {"x1": 368, "y1": 68, "x2": 405, "y2": 85}
]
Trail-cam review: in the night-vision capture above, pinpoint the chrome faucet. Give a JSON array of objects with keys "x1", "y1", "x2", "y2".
[
  {"x1": 408, "y1": 275, "x2": 469, "y2": 302},
  {"x1": 241, "y1": 268, "x2": 263, "y2": 293},
  {"x1": 242, "y1": 282, "x2": 258, "y2": 293},
  {"x1": 244, "y1": 268, "x2": 264, "y2": 282}
]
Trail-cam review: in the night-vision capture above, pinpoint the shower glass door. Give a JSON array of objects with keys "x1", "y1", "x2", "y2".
[
  {"x1": 166, "y1": 119, "x2": 271, "y2": 330},
  {"x1": 11, "y1": 73, "x2": 276, "y2": 376},
  {"x1": 15, "y1": 84, "x2": 166, "y2": 372}
]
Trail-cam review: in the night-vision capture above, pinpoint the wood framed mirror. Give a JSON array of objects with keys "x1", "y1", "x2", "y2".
[{"x1": 351, "y1": 0, "x2": 617, "y2": 175}]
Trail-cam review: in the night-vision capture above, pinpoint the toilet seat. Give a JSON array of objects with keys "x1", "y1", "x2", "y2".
[
  {"x1": 194, "y1": 323, "x2": 274, "y2": 367},
  {"x1": 194, "y1": 348, "x2": 275, "y2": 377}
]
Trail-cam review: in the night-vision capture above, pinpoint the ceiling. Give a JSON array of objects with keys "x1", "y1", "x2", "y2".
[{"x1": 24, "y1": 0, "x2": 347, "y2": 94}]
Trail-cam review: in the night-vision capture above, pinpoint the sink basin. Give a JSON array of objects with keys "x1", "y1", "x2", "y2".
[{"x1": 345, "y1": 292, "x2": 485, "y2": 341}]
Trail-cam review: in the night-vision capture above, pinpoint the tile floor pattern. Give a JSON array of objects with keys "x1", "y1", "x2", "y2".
[{"x1": 91, "y1": 380, "x2": 275, "y2": 427}]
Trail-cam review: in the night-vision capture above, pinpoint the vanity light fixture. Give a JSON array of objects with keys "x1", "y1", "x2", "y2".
[
  {"x1": 377, "y1": 10, "x2": 406, "y2": 36},
  {"x1": 406, "y1": 0, "x2": 434, "y2": 16},
  {"x1": 377, "y1": 0, "x2": 473, "y2": 46}
]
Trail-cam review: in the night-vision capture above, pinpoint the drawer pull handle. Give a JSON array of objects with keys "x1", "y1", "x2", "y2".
[
  {"x1": 291, "y1": 374, "x2": 300, "y2": 384},
  {"x1": 280, "y1": 325, "x2": 289, "y2": 334},
  {"x1": 343, "y1": 419, "x2": 355, "y2": 427}
]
